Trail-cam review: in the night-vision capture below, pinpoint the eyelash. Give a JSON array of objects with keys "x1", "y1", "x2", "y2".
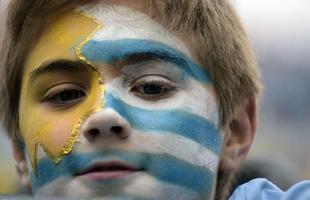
[
  {"x1": 41, "y1": 75, "x2": 176, "y2": 107},
  {"x1": 129, "y1": 75, "x2": 177, "y2": 101},
  {"x1": 42, "y1": 85, "x2": 86, "y2": 108}
]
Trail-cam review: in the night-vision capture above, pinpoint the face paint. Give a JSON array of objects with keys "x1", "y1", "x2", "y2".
[
  {"x1": 19, "y1": 10, "x2": 104, "y2": 168},
  {"x1": 32, "y1": 150, "x2": 214, "y2": 194},
  {"x1": 20, "y1": 2, "x2": 223, "y2": 200}
]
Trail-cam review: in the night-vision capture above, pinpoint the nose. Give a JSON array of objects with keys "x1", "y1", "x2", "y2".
[{"x1": 81, "y1": 108, "x2": 132, "y2": 141}]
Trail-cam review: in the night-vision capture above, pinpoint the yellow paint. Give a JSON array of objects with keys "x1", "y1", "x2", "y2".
[
  {"x1": 19, "y1": 10, "x2": 104, "y2": 168},
  {"x1": 75, "y1": 10, "x2": 103, "y2": 65}
]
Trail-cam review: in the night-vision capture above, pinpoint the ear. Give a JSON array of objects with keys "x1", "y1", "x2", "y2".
[
  {"x1": 219, "y1": 96, "x2": 257, "y2": 172},
  {"x1": 12, "y1": 140, "x2": 31, "y2": 189}
]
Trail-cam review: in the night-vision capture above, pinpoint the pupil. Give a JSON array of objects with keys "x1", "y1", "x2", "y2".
[{"x1": 143, "y1": 84, "x2": 163, "y2": 95}]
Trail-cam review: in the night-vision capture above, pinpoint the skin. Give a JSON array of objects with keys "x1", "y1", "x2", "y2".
[{"x1": 15, "y1": 1, "x2": 257, "y2": 200}]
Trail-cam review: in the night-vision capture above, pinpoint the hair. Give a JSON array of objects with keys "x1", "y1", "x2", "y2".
[{"x1": 0, "y1": 0, "x2": 262, "y2": 200}]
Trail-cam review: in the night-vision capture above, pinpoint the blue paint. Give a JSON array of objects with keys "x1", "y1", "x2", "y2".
[
  {"x1": 31, "y1": 150, "x2": 214, "y2": 197},
  {"x1": 82, "y1": 39, "x2": 211, "y2": 83},
  {"x1": 105, "y1": 92, "x2": 222, "y2": 155}
]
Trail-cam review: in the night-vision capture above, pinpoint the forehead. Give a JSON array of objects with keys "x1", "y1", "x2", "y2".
[
  {"x1": 78, "y1": 3, "x2": 191, "y2": 56},
  {"x1": 24, "y1": 3, "x2": 194, "y2": 73},
  {"x1": 24, "y1": 11, "x2": 96, "y2": 74}
]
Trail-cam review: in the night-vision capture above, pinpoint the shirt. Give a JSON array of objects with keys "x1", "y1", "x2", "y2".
[{"x1": 229, "y1": 178, "x2": 310, "y2": 200}]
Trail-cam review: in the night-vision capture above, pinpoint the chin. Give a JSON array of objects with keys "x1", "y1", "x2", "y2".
[
  {"x1": 35, "y1": 177, "x2": 92, "y2": 198},
  {"x1": 33, "y1": 174, "x2": 208, "y2": 200}
]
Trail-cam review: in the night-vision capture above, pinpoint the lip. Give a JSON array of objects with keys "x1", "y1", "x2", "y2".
[{"x1": 75, "y1": 160, "x2": 143, "y2": 181}]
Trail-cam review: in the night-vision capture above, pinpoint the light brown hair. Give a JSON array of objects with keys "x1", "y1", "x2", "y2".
[{"x1": 0, "y1": 0, "x2": 262, "y2": 199}]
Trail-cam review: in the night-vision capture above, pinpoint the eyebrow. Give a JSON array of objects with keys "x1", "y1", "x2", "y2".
[
  {"x1": 81, "y1": 39, "x2": 211, "y2": 83},
  {"x1": 29, "y1": 59, "x2": 89, "y2": 84},
  {"x1": 117, "y1": 52, "x2": 184, "y2": 66}
]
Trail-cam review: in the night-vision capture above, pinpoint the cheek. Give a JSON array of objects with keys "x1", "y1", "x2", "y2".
[
  {"x1": 103, "y1": 85, "x2": 222, "y2": 166},
  {"x1": 105, "y1": 82, "x2": 222, "y2": 152},
  {"x1": 35, "y1": 116, "x2": 80, "y2": 159},
  {"x1": 182, "y1": 80, "x2": 220, "y2": 128},
  {"x1": 19, "y1": 74, "x2": 103, "y2": 168}
]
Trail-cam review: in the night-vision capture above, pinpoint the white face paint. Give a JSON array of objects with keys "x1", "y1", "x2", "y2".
[
  {"x1": 25, "y1": 2, "x2": 223, "y2": 200},
  {"x1": 79, "y1": 3, "x2": 192, "y2": 57},
  {"x1": 109, "y1": 60, "x2": 219, "y2": 125}
]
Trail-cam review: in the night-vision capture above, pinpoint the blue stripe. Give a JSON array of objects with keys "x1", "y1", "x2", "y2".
[
  {"x1": 31, "y1": 150, "x2": 214, "y2": 197},
  {"x1": 82, "y1": 39, "x2": 211, "y2": 83},
  {"x1": 105, "y1": 92, "x2": 222, "y2": 155}
]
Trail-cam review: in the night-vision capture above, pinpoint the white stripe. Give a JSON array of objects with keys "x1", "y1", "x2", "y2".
[
  {"x1": 106, "y1": 73, "x2": 219, "y2": 127},
  {"x1": 36, "y1": 173, "x2": 200, "y2": 200},
  {"x1": 79, "y1": 3, "x2": 192, "y2": 58},
  {"x1": 77, "y1": 130, "x2": 220, "y2": 173},
  {"x1": 115, "y1": 173, "x2": 200, "y2": 200}
]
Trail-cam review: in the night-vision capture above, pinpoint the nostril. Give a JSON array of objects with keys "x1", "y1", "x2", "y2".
[
  {"x1": 110, "y1": 126, "x2": 123, "y2": 134},
  {"x1": 88, "y1": 128, "x2": 100, "y2": 139},
  {"x1": 110, "y1": 125, "x2": 130, "y2": 139}
]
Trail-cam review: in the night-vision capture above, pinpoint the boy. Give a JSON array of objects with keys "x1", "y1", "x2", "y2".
[{"x1": 0, "y1": 0, "x2": 308, "y2": 199}]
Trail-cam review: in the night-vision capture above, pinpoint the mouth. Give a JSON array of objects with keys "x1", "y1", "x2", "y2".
[{"x1": 75, "y1": 161, "x2": 143, "y2": 181}]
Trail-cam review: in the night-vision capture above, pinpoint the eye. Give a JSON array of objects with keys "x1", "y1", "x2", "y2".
[
  {"x1": 42, "y1": 84, "x2": 86, "y2": 108},
  {"x1": 130, "y1": 75, "x2": 176, "y2": 100}
]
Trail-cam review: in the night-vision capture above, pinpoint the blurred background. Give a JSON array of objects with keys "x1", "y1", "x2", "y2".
[
  {"x1": 0, "y1": 0, "x2": 309, "y2": 195},
  {"x1": 232, "y1": 0, "x2": 310, "y2": 190}
]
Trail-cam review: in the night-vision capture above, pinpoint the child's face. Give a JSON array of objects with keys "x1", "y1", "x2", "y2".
[{"x1": 19, "y1": 2, "x2": 222, "y2": 199}]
